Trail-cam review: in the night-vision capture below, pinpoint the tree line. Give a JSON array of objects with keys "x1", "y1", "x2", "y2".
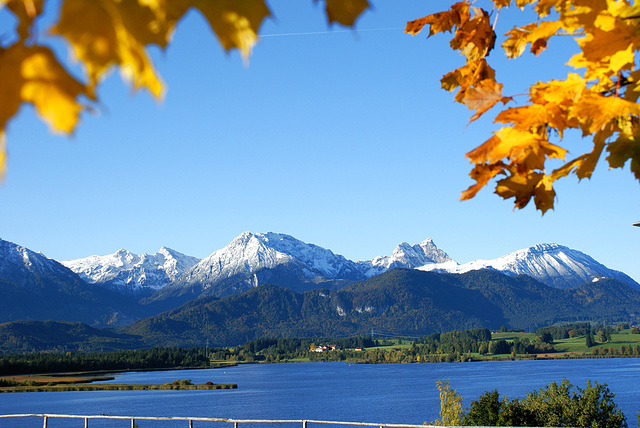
[
  {"x1": 0, "y1": 347, "x2": 210, "y2": 376},
  {"x1": 2, "y1": 323, "x2": 638, "y2": 374},
  {"x1": 434, "y1": 378, "x2": 629, "y2": 428}
]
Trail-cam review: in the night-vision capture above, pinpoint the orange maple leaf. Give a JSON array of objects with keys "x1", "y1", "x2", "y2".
[
  {"x1": 460, "y1": 162, "x2": 506, "y2": 201},
  {"x1": 405, "y1": 1, "x2": 470, "y2": 37},
  {"x1": 462, "y1": 79, "x2": 512, "y2": 122}
]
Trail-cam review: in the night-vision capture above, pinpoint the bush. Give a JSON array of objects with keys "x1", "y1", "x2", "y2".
[{"x1": 437, "y1": 378, "x2": 628, "y2": 428}]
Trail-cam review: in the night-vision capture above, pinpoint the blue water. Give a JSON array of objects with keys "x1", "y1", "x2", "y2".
[{"x1": 0, "y1": 359, "x2": 638, "y2": 428}]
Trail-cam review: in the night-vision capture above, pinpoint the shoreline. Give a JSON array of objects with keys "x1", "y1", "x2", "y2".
[
  {"x1": 0, "y1": 382, "x2": 237, "y2": 393},
  {"x1": 0, "y1": 364, "x2": 239, "y2": 393}
]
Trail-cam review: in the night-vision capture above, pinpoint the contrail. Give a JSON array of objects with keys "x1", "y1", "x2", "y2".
[{"x1": 261, "y1": 27, "x2": 402, "y2": 37}]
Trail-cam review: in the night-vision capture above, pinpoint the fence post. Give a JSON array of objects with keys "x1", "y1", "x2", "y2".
[
  {"x1": 84, "y1": 417, "x2": 89, "y2": 428},
  {"x1": 303, "y1": 420, "x2": 308, "y2": 428},
  {"x1": 131, "y1": 418, "x2": 135, "y2": 428},
  {"x1": 235, "y1": 422, "x2": 238, "y2": 428},
  {"x1": 189, "y1": 420, "x2": 193, "y2": 428},
  {"x1": 42, "y1": 416, "x2": 48, "y2": 428}
]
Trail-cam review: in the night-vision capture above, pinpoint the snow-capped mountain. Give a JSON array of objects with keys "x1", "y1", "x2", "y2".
[
  {"x1": 154, "y1": 232, "x2": 365, "y2": 301},
  {"x1": 5, "y1": 233, "x2": 638, "y2": 308},
  {"x1": 151, "y1": 233, "x2": 639, "y2": 303},
  {"x1": 419, "y1": 243, "x2": 640, "y2": 290},
  {"x1": 0, "y1": 238, "x2": 74, "y2": 283},
  {"x1": 63, "y1": 247, "x2": 200, "y2": 295},
  {"x1": 182, "y1": 231, "x2": 364, "y2": 284},
  {"x1": 357, "y1": 238, "x2": 456, "y2": 277},
  {"x1": 0, "y1": 238, "x2": 139, "y2": 325}
]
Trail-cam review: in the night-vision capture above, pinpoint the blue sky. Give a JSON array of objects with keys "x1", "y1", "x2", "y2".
[{"x1": 1, "y1": 1, "x2": 639, "y2": 282}]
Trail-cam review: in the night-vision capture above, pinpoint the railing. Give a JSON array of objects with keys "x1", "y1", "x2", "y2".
[{"x1": 0, "y1": 414, "x2": 438, "y2": 428}]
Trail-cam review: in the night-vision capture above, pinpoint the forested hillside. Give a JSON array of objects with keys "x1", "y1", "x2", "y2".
[{"x1": 124, "y1": 269, "x2": 640, "y2": 347}]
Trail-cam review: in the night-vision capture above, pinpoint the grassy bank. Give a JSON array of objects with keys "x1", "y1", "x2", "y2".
[
  {"x1": 0, "y1": 373, "x2": 236, "y2": 393},
  {"x1": 0, "y1": 382, "x2": 237, "y2": 393}
]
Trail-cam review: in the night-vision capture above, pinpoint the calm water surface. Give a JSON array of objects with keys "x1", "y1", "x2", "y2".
[{"x1": 0, "y1": 359, "x2": 638, "y2": 428}]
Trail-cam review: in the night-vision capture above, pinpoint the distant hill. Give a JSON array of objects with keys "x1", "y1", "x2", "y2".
[
  {"x1": 124, "y1": 268, "x2": 640, "y2": 347},
  {"x1": 0, "y1": 320, "x2": 142, "y2": 353},
  {"x1": 3, "y1": 268, "x2": 640, "y2": 352}
]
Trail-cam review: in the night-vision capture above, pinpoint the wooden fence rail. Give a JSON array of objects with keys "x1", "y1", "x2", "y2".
[{"x1": 0, "y1": 414, "x2": 444, "y2": 428}]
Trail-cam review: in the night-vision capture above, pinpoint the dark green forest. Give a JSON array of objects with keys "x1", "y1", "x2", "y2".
[
  {"x1": 123, "y1": 269, "x2": 640, "y2": 348},
  {"x1": 3, "y1": 323, "x2": 639, "y2": 375}
]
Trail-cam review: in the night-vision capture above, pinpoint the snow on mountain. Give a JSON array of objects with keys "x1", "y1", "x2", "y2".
[
  {"x1": 418, "y1": 243, "x2": 640, "y2": 290},
  {"x1": 357, "y1": 238, "x2": 456, "y2": 278},
  {"x1": 178, "y1": 231, "x2": 363, "y2": 288},
  {"x1": 62, "y1": 247, "x2": 200, "y2": 294},
  {"x1": 8, "y1": 233, "x2": 638, "y2": 303},
  {"x1": 0, "y1": 238, "x2": 74, "y2": 281}
]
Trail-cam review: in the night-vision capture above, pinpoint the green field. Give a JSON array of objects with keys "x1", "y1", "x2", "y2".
[
  {"x1": 492, "y1": 332, "x2": 535, "y2": 341},
  {"x1": 494, "y1": 328, "x2": 640, "y2": 356}
]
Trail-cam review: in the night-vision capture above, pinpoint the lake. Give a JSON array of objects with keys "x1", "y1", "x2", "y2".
[{"x1": 0, "y1": 359, "x2": 639, "y2": 428}]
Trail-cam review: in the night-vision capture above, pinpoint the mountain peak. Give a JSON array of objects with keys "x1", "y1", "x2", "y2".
[
  {"x1": 442, "y1": 243, "x2": 640, "y2": 290},
  {"x1": 358, "y1": 237, "x2": 456, "y2": 278},
  {"x1": 179, "y1": 231, "x2": 362, "y2": 290},
  {"x1": 0, "y1": 238, "x2": 71, "y2": 277},
  {"x1": 62, "y1": 247, "x2": 200, "y2": 295}
]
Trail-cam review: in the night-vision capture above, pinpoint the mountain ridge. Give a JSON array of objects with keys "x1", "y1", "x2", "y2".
[
  {"x1": 2, "y1": 231, "x2": 640, "y2": 350},
  {"x1": 0, "y1": 238, "x2": 141, "y2": 326},
  {"x1": 62, "y1": 247, "x2": 200, "y2": 296},
  {"x1": 123, "y1": 268, "x2": 640, "y2": 347},
  {"x1": 422, "y1": 243, "x2": 639, "y2": 290},
  {"x1": 36, "y1": 232, "x2": 640, "y2": 299}
]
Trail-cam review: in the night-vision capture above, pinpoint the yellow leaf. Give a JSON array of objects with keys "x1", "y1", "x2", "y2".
[
  {"x1": 460, "y1": 162, "x2": 506, "y2": 200},
  {"x1": 19, "y1": 45, "x2": 91, "y2": 134},
  {"x1": 450, "y1": 8, "x2": 495, "y2": 61},
  {"x1": 607, "y1": 133, "x2": 640, "y2": 179},
  {"x1": 516, "y1": 0, "x2": 537, "y2": 9},
  {"x1": 495, "y1": 104, "x2": 550, "y2": 131},
  {"x1": 502, "y1": 21, "x2": 562, "y2": 58},
  {"x1": 530, "y1": 73, "x2": 586, "y2": 106},
  {"x1": 595, "y1": 12, "x2": 617, "y2": 31},
  {"x1": 195, "y1": 0, "x2": 271, "y2": 62},
  {"x1": 496, "y1": 100, "x2": 576, "y2": 137},
  {"x1": 492, "y1": 0, "x2": 512, "y2": 9},
  {"x1": 624, "y1": 69, "x2": 640, "y2": 102},
  {"x1": 0, "y1": 44, "x2": 90, "y2": 135},
  {"x1": 549, "y1": 132, "x2": 606, "y2": 182},
  {"x1": 576, "y1": 131, "x2": 606, "y2": 179},
  {"x1": 534, "y1": 0, "x2": 559, "y2": 18},
  {"x1": 440, "y1": 59, "x2": 495, "y2": 93},
  {"x1": 0, "y1": 132, "x2": 6, "y2": 182},
  {"x1": 405, "y1": 2, "x2": 470, "y2": 37},
  {"x1": 115, "y1": 0, "x2": 189, "y2": 48},
  {"x1": 573, "y1": 92, "x2": 640, "y2": 134},
  {"x1": 321, "y1": 0, "x2": 370, "y2": 27},
  {"x1": 51, "y1": 0, "x2": 166, "y2": 98},
  {"x1": 533, "y1": 175, "x2": 556, "y2": 213},
  {"x1": 495, "y1": 170, "x2": 543, "y2": 209},
  {"x1": 502, "y1": 26, "x2": 530, "y2": 58},
  {"x1": 0, "y1": 46, "x2": 24, "y2": 130},
  {"x1": 4, "y1": 0, "x2": 45, "y2": 40},
  {"x1": 462, "y1": 79, "x2": 512, "y2": 122},
  {"x1": 569, "y1": 23, "x2": 636, "y2": 80},
  {"x1": 466, "y1": 133, "x2": 502, "y2": 165},
  {"x1": 559, "y1": 0, "x2": 607, "y2": 32},
  {"x1": 467, "y1": 127, "x2": 567, "y2": 169}
]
